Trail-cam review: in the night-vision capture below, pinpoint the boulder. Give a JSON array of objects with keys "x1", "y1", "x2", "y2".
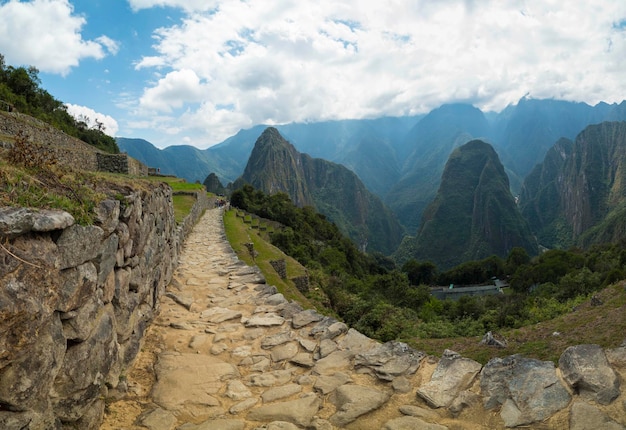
[
  {"x1": 354, "y1": 341, "x2": 425, "y2": 381},
  {"x1": 0, "y1": 207, "x2": 74, "y2": 238},
  {"x1": 480, "y1": 355, "x2": 570, "y2": 427},
  {"x1": 569, "y1": 401, "x2": 625, "y2": 430},
  {"x1": 559, "y1": 344, "x2": 620, "y2": 405},
  {"x1": 292, "y1": 309, "x2": 324, "y2": 328},
  {"x1": 247, "y1": 393, "x2": 321, "y2": 427},
  {"x1": 329, "y1": 384, "x2": 390, "y2": 426},
  {"x1": 417, "y1": 350, "x2": 482, "y2": 408},
  {"x1": 56, "y1": 224, "x2": 104, "y2": 270}
]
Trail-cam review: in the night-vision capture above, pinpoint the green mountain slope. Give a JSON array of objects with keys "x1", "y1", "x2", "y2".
[
  {"x1": 397, "y1": 140, "x2": 537, "y2": 269},
  {"x1": 237, "y1": 127, "x2": 405, "y2": 255}
]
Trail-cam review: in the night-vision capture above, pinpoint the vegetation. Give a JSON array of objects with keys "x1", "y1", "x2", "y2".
[
  {"x1": 0, "y1": 53, "x2": 118, "y2": 153},
  {"x1": 230, "y1": 184, "x2": 626, "y2": 363}
]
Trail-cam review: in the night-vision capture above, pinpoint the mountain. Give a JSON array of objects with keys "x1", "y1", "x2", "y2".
[
  {"x1": 396, "y1": 140, "x2": 537, "y2": 269},
  {"x1": 234, "y1": 127, "x2": 405, "y2": 255},
  {"x1": 118, "y1": 98, "x2": 626, "y2": 238},
  {"x1": 520, "y1": 121, "x2": 626, "y2": 249},
  {"x1": 384, "y1": 104, "x2": 492, "y2": 232}
]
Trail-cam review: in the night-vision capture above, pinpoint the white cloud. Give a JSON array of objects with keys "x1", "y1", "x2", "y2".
[
  {"x1": 139, "y1": 69, "x2": 207, "y2": 112},
  {"x1": 65, "y1": 104, "x2": 120, "y2": 137},
  {"x1": 128, "y1": 0, "x2": 219, "y2": 12},
  {"x1": 0, "y1": 0, "x2": 117, "y2": 75},
  {"x1": 127, "y1": 0, "x2": 626, "y2": 146}
]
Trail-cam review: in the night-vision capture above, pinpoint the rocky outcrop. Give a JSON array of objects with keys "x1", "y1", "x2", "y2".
[{"x1": 0, "y1": 184, "x2": 209, "y2": 429}]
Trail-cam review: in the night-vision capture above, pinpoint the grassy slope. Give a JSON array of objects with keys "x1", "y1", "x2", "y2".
[{"x1": 223, "y1": 208, "x2": 333, "y2": 313}]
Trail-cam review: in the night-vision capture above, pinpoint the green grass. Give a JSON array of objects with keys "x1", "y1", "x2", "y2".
[
  {"x1": 410, "y1": 281, "x2": 626, "y2": 364},
  {"x1": 172, "y1": 194, "x2": 197, "y2": 224},
  {"x1": 147, "y1": 175, "x2": 205, "y2": 192},
  {"x1": 224, "y1": 208, "x2": 332, "y2": 312}
]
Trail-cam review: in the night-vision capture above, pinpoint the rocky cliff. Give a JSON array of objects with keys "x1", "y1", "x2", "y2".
[
  {"x1": 0, "y1": 183, "x2": 209, "y2": 429},
  {"x1": 521, "y1": 121, "x2": 626, "y2": 248}
]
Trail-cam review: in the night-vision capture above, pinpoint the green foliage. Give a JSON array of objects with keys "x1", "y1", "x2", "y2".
[
  {"x1": 230, "y1": 183, "x2": 626, "y2": 348},
  {"x1": 0, "y1": 53, "x2": 118, "y2": 153}
]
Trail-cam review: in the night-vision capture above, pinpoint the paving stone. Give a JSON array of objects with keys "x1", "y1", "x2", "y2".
[
  {"x1": 138, "y1": 407, "x2": 177, "y2": 430},
  {"x1": 178, "y1": 419, "x2": 245, "y2": 430},
  {"x1": 270, "y1": 342, "x2": 299, "y2": 362},
  {"x1": 247, "y1": 393, "x2": 321, "y2": 427},
  {"x1": 244, "y1": 313, "x2": 285, "y2": 327},
  {"x1": 225, "y1": 380, "x2": 253, "y2": 400},
  {"x1": 230, "y1": 398, "x2": 259, "y2": 414},
  {"x1": 290, "y1": 353, "x2": 314, "y2": 368},
  {"x1": 319, "y1": 339, "x2": 338, "y2": 358},
  {"x1": 382, "y1": 416, "x2": 448, "y2": 430},
  {"x1": 329, "y1": 384, "x2": 390, "y2": 426},
  {"x1": 292, "y1": 309, "x2": 324, "y2": 329},
  {"x1": 313, "y1": 372, "x2": 352, "y2": 395},
  {"x1": 261, "y1": 384, "x2": 302, "y2": 403},
  {"x1": 299, "y1": 338, "x2": 317, "y2": 352},
  {"x1": 261, "y1": 331, "x2": 294, "y2": 349},
  {"x1": 201, "y1": 307, "x2": 243, "y2": 323}
]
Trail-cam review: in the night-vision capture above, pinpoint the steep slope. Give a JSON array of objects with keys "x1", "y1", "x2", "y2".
[
  {"x1": 398, "y1": 140, "x2": 537, "y2": 269},
  {"x1": 520, "y1": 121, "x2": 626, "y2": 249},
  {"x1": 385, "y1": 104, "x2": 492, "y2": 232},
  {"x1": 240, "y1": 127, "x2": 313, "y2": 207},
  {"x1": 237, "y1": 127, "x2": 405, "y2": 254}
]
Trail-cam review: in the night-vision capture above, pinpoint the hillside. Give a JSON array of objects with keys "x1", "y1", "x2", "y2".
[
  {"x1": 520, "y1": 121, "x2": 626, "y2": 249},
  {"x1": 397, "y1": 139, "x2": 537, "y2": 269},
  {"x1": 234, "y1": 127, "x2": 405, "y2": 255}
]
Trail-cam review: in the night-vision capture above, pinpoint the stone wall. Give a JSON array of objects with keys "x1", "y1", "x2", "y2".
[
  {"x1": 0, "y1": 111, "x2": 147, "y2": 176},
  {"x1": 0, "y1": 182, "x2": 208, "y2": 429}
]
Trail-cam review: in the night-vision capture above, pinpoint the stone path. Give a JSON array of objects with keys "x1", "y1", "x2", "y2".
[{"x1": 101, "y1": 208, "x2": 495, "y2": 430}]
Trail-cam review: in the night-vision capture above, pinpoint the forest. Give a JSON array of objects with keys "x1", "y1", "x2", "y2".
[
  {"x1": 0, "y1": 54, "x2": 118, "y2": 154},
  {"x1": 231, "y1": 184, "x2": 626, "y2": 342}
]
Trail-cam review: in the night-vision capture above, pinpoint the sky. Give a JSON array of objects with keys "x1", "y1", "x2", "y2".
[{"x1": 1, "y1": 0, "x2": 625, "y2": 149}]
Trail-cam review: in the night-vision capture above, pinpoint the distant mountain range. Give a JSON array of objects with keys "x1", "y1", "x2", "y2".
[
  {"x1": 118, "y1": 97, "x2": 626, "y2": 235},
  {"x1": 118, "y1": 98, "x2": 626, "y2": 265}
]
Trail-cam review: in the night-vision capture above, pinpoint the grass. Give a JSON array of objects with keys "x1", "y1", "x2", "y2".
[
  {"x1": 410, "y1": 281, "x2": 626, "y2": 363},
  {"x1": 0, "y1": 159, "x2": 154, "y2": 224},
  {"x1": 146, "y1": 175, "x2": 205, "y2": 192},
  {"x1": 223, "y1": 208, "x2": 332, "y2": 312},
  {"x1": 172, "y1": 194, "x2": 197, "y2": 224}
]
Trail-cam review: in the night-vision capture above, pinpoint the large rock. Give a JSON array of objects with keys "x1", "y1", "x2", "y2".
[
  {"x1": 569, "y1": 401, "x2": 625, "y2": 430},
  {"x1": 0, "y1": 314, "x2": 65, "y2": 411},
  {"x1": 480, "y1": 355, "x2": 571, "y2": 427},
  {"x1": 152, "y1": 353, "x2": 239, "y2": 415},
  {"x1": 53, "y1": 306, "x2": 119, "y2": 422},
  {"x1": 329, "y1": 384, "x2": 390, "y2": 426},
  {"x1": 0, "y1": 207, "x2": 74, "y2": 238},
  {"x1": 417, "y1": 350, "x2": 482, "y2": 408},
  {"x1": 247, "y1": 393, "x2": 321, "y2": 427},
  {"x1": 558, "y1": 344, "x2": 620, "y2": 405},
  {"x1": 354, "y1": 341, "x2": 425, "y2": 381},
  {"x1": 56, "y1": 224, "x2": 104, "y2": 269}
]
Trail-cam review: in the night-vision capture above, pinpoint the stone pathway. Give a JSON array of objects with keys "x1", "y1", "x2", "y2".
[{"x1": 101, "y1": 208, "x2": 495, "y2": 430}]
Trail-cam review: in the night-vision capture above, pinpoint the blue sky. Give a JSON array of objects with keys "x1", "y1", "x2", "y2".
[{"x1": 1, "y1": 0, "x2": 625, "y2": 149}]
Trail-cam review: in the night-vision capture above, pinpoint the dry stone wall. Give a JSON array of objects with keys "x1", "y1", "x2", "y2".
[
  {"x1": 0, "y1": 184, "x2": 209, "y2": 429},
  {"x1": 0, "y1": 111, "x2": 147, "y2": 176}
]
